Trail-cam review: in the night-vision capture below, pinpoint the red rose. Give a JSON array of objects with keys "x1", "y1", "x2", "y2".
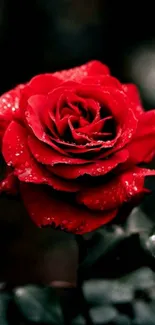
[{"x1": 0, "y1": 60, "x2": 155, "y2": 234}]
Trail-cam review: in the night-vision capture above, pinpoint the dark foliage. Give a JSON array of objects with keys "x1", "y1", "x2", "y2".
[{"x1": 0, "y1": 201, "x2": 155, "y2": 324}]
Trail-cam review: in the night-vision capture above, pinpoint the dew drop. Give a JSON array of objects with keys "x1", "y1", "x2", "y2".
[
  {"x1": 45, "y1": 217, "x2": 51, "y2": 221},
  {"x1": 19, "y1": 168, "x2": 32, "y2": 179}
]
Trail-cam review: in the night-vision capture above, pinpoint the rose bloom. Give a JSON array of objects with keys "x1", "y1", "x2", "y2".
[{"x1": 0, "y1": 61, "x2": 155, "y2": 234}]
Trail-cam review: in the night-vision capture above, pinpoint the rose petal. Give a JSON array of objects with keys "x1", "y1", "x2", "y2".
[
  {"x1": 28, "y1": 135, "x2": 91, "y2": 165},
  {"x1": 2, "y1": 121, "x2": 80, "y2": 192},
  {"x1": 27, "y1": 94, "x2": 48, "y2": 119},
  {"x1": 28, "y1": 74, "x2": 62, "y2": 94},
  {"x1": 27, "y1": 95, "x2": 58, "y2": 138},
  {"x1": 52, "y1": 131, "x2": 121, "y2": 152},
  {"x1": 56, "y1": 116, "x2": 70, "y2": 136},
  {"x1": 0, "y1": 170, "x2": 18, "y2": 194},
  {"x1": 99, "y1": 108, "x2": 138, "y2": 159},
  {"x1": 65, "y1": 145, "x2": 105, "y2": 155},
  {"x1": 20, "y1": 183, "x2": 117, "y2": 234},
  {"x1": 19, "y1": 75, "x2": 62, "y2": 120},
  {"x1": 126, "y1": 110, "x2": 155, "y2": 164},
  {"x1": 63, "y1": 92, "x2": 86, "y2": 117},
  {"x1": 0, "y1": 85, "x2": 24, "y2": 138},
  {"x1": 76, "y1": 85, "x2": 129, "y2": 122},
  {"x1": 112, "y1": 108, "x2": 138, "y2": 148},
  {"x1": 82, "y1": 75, "x2": 122, "y2": 88},
  {"x1": 68, "y1": 116, "x2": 92, "y2": 144},
  {"x1": 51, "y1": 150, "x2": 129, "y2": 179},
  {"x1": 122, "y1": 84, "x2": 144, "y2": 117},
  {"x1": 77, "y1": 167, "x2": 155, "y2": 211},
  {"x1": 83, "y1": 98, "x2": 100, "y2": 122},
  {"x1": 21, "y1": 74, "x2": 62, "y2": 103},
  {"x1": 51, "y1": 122, "x2": 122, "y2": 152},
  {"x1": 53, "y1": 60, "x2": 110, "y2": 82},
  {"x1": 77, "y1": 117, "x2": 112, "y2": 135},
  {"x1": 25, "y1": 95, "x2": 68, "y2": 155},
  {"x1": 47, "y1": 87, "x2": 84, "y2": 124}
]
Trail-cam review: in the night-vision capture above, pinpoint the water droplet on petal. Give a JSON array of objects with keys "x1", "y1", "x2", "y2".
[{"x1": 19, "y1": 167, "x2": 32, "y2": 179}]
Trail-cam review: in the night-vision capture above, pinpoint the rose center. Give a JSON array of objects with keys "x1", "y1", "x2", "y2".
[
  {"x1": 99, "y1": 105, "x2": 116, "y2": 140},
  {"x1": 50, "y1": 98, "x2": 117, "y2": 145}
]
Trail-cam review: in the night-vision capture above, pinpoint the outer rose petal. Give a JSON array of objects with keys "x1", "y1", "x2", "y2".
[
  {"x1": 2, "y1": 121, "x2": 81, "y2": 192},
  {"x1": 126, "y1": 110, "x2": 155, "y2": 164},
  {"x1": 53, "y1": 61, "x2": 110, "y2": 81},
  {"x1": 20, "y1": 183, "x2": 117, "y2": 234},
  {"x1": 0, "y1": 170, "x2": 18, "y2": 195},
  {"x1": 122, "y1": 84, "x2": 144, "y2": 117},
  {"x1": 81, "y1": 75, "x2": 122, "y2": 88},
  {"x1": 0, "y1": 85, "x2": 24, "y2": 139},
  {"x1": 27, "y1": 74, "x2": 62, "y2": 94},
  {"x1": 77, "y1": 168, "x2": 155, "y2": 211}
]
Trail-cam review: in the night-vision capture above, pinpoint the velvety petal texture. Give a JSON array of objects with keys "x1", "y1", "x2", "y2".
[
  {"x1": 20, "y1": 183, "x2": 117, "y2": 234},
  {"x1": 0, "y1": 84, "x2": 24, "y2": 142},
  {"x1": 0, "y1": 60, "x2": 155, "y2": 234}
]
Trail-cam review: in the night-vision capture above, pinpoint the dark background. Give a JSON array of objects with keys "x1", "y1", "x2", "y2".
[
  {"x1": 1, "y1": 1, "x2": 155, "y2": 324},
  {"x1": 1, "y1": 0, "x2": 155, "y2": 108}
]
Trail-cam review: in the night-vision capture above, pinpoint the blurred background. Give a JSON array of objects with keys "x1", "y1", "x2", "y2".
[{"x1": 1, "y1": 1, "x2": 155, "y2": 324}]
